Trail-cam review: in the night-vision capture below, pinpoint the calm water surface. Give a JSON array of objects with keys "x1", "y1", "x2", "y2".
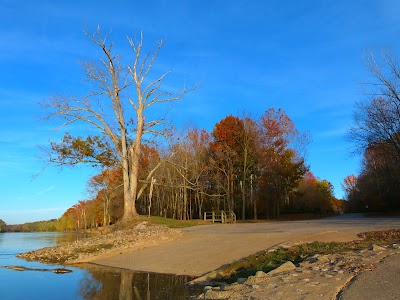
[{"x1": 0, "y1": 232, "x2": 201, "y2": 299}]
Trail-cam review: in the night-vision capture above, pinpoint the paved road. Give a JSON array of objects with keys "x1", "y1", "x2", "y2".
[
  {"x1": 340, "y1": 252, "x2": 400, "y2": 300},
  {"x1": 92, "y1": 214, "x2": 400, "y2": 276}
]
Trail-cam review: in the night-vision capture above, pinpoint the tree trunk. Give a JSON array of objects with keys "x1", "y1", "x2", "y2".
[
  {"x1": 119, "y1": 96, "x2": 137, "y2": 222},
  {"x1": 148, "y1": 177, "x2": 155, "y2": 217},
  {"x1": 121, "y1": 100, "x2": 144, "y2": 222},
  {"x1": 119, "y1": 270, "x2": 133, "y2": 300},
  {"x1": 251, "y1": 175, "x2": 257, "y2": 220},
  {"x1": 242, "y1": 147, "x2": 248, "y2": 220}
]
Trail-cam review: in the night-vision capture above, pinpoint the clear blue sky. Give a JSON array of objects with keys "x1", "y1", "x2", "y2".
[{"x1": 1, "y1": 0, "x2": 400, "y2": 224}]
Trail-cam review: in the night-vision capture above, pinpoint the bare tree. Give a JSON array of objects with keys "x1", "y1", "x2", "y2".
[
  {"x1": 43, "y1": 26, "x2": 192, "y2": 221},
  {"x1": 350, "y1": 50, "x2": 400, "y2": 164}
]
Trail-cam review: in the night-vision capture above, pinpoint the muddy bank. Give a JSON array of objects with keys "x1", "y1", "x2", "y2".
[{"x1": 17, "y1": 222, "x2": 182, "y2": 264}]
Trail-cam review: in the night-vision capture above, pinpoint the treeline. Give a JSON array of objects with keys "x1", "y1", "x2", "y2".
[
  {"x1": 343, "y1": 144, "x2": 400, "y2": 212},
  {"x1": 344, "y1": 49, "x2": 400, "y2": 212},
  {"x1": 57, "y1": 109, "x2": 345, "y2": 231},
  {"x1": 4, "y1": 219, "x2": 58, "y2": 232}
]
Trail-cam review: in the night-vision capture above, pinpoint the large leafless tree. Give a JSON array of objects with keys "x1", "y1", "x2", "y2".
[
  {"x1": 43, "y1": 27, "x2": 192, "y2": 221},
  {"x1": 350, "y1": 50, "x2": 400, "y2": 163}
]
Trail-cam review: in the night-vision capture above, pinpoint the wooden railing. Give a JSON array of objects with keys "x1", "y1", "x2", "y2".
[
  {"x1": 228, "y1": 210, "x2": 236, "y2": 223},
  {"x1": 204, "y1": 210, "x2": 236, "y2": 223}
]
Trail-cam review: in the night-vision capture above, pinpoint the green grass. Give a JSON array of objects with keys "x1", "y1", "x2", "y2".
[{"x1": 137, "y1": 215, "x2": 206, "y2": 228}]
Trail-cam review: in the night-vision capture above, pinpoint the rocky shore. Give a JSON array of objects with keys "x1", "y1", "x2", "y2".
[
  {"x1": 17, "y1": 221, "x2": 182, "y2": 264},
  {"x1": 195, "y1": 244, "x2": 400, "y2": 299}
]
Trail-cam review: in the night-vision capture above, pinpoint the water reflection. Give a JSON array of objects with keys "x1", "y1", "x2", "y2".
[
  {"x1": 0, "y1": 232, "x2": 202, "y2": 299},
  {"x1": 79, "y1": 264, "x2": 202, "y2": 300}
]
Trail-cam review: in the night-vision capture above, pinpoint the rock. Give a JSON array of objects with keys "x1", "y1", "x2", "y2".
[
  {"x1": 237, "y1": 277, "x2": 247, "y2": 284},
  {"x1": 201, "y1": 290, "x2": 234, "y2": 299},
  {"x1": 52, "y1": 268, "x2": 73, "y2": 274},
  {"x1": 268, "y1": 261, "x2": 296, "y2": 276},
  {"x1": 318, "y1": 255, "x2": 330, "y2": 263},
  {"x1": 245, "y1": 270, "x2": 268, "y2": 285},
  {"x1": 304, "y1": 256, "x2": 318, "y2": 264},
  {"x1": 280, "y1": 244, "x2": 291, "y2": 249},
  {"x1": 4, "y1": 265, "x2": 29, "y2": 271},
  {"x1": 369, "y1": 244, "x2": 386, "y2": 252},
  {"x1": 255, "y1": 270, "x2": 267, "y2": 278},
  {"x1": 135, "y1": 221, "x2": 148, "y2": 230},
  {"x1": 244, "y1": 275, "x2": 257, "y2": 285}
]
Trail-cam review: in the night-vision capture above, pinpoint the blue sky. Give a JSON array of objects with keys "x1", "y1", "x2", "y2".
[{"x1": 1, "y1": 0, "x2": 400, "y2": 224}]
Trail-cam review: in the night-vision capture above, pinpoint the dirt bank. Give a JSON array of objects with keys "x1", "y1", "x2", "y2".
[
  {"x1": 195, "y1": 245, "x2": 400, "y2": 299},
  {"x1": 17, "y1": 221, "x2": 182, "y2": 264}
]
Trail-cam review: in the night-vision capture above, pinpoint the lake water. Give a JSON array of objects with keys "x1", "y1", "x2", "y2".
[{"x1": 0, "y1": 232, "x2": 202, "y2": 299}]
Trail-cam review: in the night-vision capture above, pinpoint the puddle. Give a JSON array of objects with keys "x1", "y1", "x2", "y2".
[{"x1": 79, "y1": 264, "x2": 203, "y2": 299}]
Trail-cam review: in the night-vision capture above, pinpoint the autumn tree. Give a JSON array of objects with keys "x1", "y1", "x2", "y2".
[
  {"x1": 186, "y1": 128, "x2": 213, "y2": 219},
  {"x1": 210, "y1": 116, "x2": 244, "y2": 213},
  {"x1": 43, "y1": 27, "x2": 192, "y2": 222},
  {"x1": 87, "y1": 167, "x2": 124, "y2": 226},
  {"x1": 135, "y1": 144, "x2": 160, "y2": 214},
  {"x1": 258, "y1": 108, "x2": 309, "y2": 218},
  {"x1": 315, "y1": 180, "x2": 335, "y2": 213},
  {"x1": 347, "y1": 143, "x2": 400, "y2": 212},
  {"x1": 293, "y1": 172, "x2": 337, "y2": 214},
  {"x1": 361, "y1": 144, "x2": 398, "y2": 210},
  {"x1": 172, "y1": 127, "x2": 213, "y2": 220},
  {"x1": 57, "y1": 207, "x2": 79, "y2": 231},
  {"x1": 341, "y1": 174, "x2": 359, "y2": 210},
  {"x1": 0, "y1": 219, "x2": 6, "y2": 232},
  {"x1": 56, "y1": 108, "x2": 313, "y2": 223},
  {"x1": 342, "y1": 174, "x2": 358, "y2": 199},
  {"x1": 294, "y1": 172, "x2": 318, "y2": 212},
  {"x1": 152, "y1": 126, "x2": 213, "y2": 220}
]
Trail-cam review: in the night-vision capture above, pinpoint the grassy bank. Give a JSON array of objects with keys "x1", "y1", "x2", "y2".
[
  {"x1": 139, "y1": 216, "x2": 205, "y2": 228},
  {"x1": 86, "y1": 216, "x2": 205, "y2": 235}
]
